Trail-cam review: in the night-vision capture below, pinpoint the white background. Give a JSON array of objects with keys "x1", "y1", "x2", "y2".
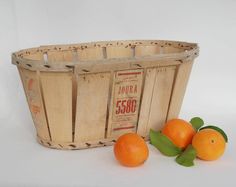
[{"x1": 0, "y1": 0, "x2": 236, "y2": 186}]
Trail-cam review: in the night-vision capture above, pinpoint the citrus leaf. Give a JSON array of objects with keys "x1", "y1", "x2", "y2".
[
  {"x1": 200, "y1": 125, "x2": 228, "y2": 142},
  {"x1": 149, "y1": 129, "x2": 182, "y2": 157},
  {"x1": 175, "y1": 144, "x2": 197, "y2": 167},
  {"x1": 190, "y1": 117, "x2": 204, "y2": 131}
]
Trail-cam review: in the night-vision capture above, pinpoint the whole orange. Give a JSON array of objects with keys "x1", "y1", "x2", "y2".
[
  {"x1": 192, "y1": 129, "x2": 226, "y2": 161},
  {"x1": 114, "y1": 133, "x2": 149, "y2": 167},
  {"x1": 162, "y1": 119, "x2": 196, "y2": 149}
]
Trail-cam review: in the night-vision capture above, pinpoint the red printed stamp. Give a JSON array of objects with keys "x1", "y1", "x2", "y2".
[{"x1": 110, "y1": 69, "x2": 143, "y2": 134}]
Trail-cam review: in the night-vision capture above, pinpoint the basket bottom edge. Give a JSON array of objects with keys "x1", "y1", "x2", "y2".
[{"x1": 37, "y1": 136, "x2": 149, "y2": 150}]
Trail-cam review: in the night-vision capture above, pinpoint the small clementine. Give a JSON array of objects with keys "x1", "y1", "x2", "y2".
[
  {"x1": 192, "y1": 129, "x2": 226, "y2": 161},
  {"x1": 114, "y1": 133, "x2": 149, "y2": 167},
  {"x1": 162, "y1": 119, "x2": 196, "y2": 149}
]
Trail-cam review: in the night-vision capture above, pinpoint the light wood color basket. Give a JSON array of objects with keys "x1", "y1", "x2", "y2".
[{"x1": 12, "y1": 40, "x2": 199, "y2": 150}]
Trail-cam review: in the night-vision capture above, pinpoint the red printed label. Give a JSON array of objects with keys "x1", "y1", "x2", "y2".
[{"x1": 109, "y1": 69, "x2": 143, "y2": 136}]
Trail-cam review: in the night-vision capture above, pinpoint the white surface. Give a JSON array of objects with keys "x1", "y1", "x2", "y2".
[{"x1": 0, "y1": 0, "x2": 236, "y2": 186}]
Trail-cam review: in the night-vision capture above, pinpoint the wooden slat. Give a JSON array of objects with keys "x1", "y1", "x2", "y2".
[
  {"x1": 77, "y1": 48, "x2": 104, "y2": 61},
  {"x1": 107, "y1": 69, "x2": 144, "y2": 138},
  {"x1": 137, "y1": 68, "x2": 156, "y2": 137},
  {"x1": 137, "y1": 66, "x2": 176, "y2": 137},
  {"x1": 47, "y1": 51, "x2": 64, "y2": 62},
  {"x1": 40, "y1": 72, "x2": 73, "y2": 142},
  {"x1": 163, "y1": 46, "x2": 183, "y2": 54},
  {"x1": 135, "y1": 45, "x2": 162, "y2": 56},
  {"x1": 18, "y1": 67, "x2": 50, "y2": 140},
  {"x1": 25, "y1": 52, "x2": 44, "y2": 61},
  {"x1": 148, "y1": 67, "x2": 176, "y2": 131},
  {"x1": 167, "y1": 61, "x2": 194, "y2": 120},
  {"x1": 47, "y1": 51, "x2": 74, "y2": 62},
  {"x1": 106, "y1": 46, "x2": 133, "y2": 58},
  {"x1": 63, "y1": 51, "x2": 74, "y2": 61},
  {"x1": 74, "y1": 73, "x2": 110, "y2": 142}
]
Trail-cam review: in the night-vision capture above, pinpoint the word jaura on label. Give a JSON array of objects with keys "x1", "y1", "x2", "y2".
[{"x1": 118, "y1": 85, "x2": 138, "y2": 95}]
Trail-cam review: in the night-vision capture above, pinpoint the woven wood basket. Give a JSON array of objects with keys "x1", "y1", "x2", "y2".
[{"x1": 12, "y1": 40, "x2": 199, "y2": 150}]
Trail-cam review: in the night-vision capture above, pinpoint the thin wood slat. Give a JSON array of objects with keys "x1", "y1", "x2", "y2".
[
  {"x1": 145, "y1": 66, "x2": 176, "y2": 133},
  {"x1": 47, "y1": 51, "x2": 74, "y2": 62},
  {"x1": 166, "y1": 61, "x2": 194, "y2": 120},
  {"x1": 137, "y1": 66, "x2": 176, "y2": 137},
  {"x1": 40, "y1": 72, "x2": 73, "y2": 142},
  {"x1": 106, "y1": 46, "x2": 133, "y2": 58},
  {"x1": 77, "y1": 48, "x2": 104, "y2": 61},
  {"x1": 135, "y1": 45, "x2": 162, "y2": 56},
  {"x1": 18, "y1": 68, "x2": 50, "y2": 140},
  {"x1": 136, "y1": 68, "x2": 156, "y2": 137},
  {"x1": 74, "y1": 73, "x2": 110, "y2": 142},
  {"x1": 24, "y1": 52, "x2": 44, "y2": 61}
]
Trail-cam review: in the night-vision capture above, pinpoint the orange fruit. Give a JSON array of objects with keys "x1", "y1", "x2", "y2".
[
  {"x1": 192, "y1": 129, "x2": 226, "y2": 161},
  {"x1": 162, "y1": 119, "x2": 196, "y2": 149},
  {"x1": 114, "y1": 133, "x2": 149, "y2": 167}
]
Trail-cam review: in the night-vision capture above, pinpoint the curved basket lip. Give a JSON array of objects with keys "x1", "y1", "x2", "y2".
[{"x1": 12, "y1": 40, "x2": 199, "y2": 71}]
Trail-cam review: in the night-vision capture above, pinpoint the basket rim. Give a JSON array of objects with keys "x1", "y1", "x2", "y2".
[{"x1": 12, "y1": 40, "x2": 199, "y2": 72}]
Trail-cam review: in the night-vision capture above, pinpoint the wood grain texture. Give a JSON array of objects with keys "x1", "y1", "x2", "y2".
[
  {"x1": 106, "y1": 46, "x2": 133, "y2": 58},
  {"x1": 74, "y1": 73, "x2": 110, "y2": 142},
  {"x1": 47, "y1": 51, "x2": 64, "y2": 62},
  {"x1": 137, "y1": 66, "x2": 176, "y2": 137},
  {"x1": 18, "y1": 67, "x2": 50, "y2": 140},
  {"x1": 25, "y1": 52, "x2": 44, "y2": 61},
  {"x1": 47, "y1": 51, "x2": 74, "y2": 62},
  {"x1": 137, "y1": 68, "x2": 156, "y2": 137},
  {"x1": 77, "y1": 48, "x2": 104, "y2": 61},
  {"x1": 40, "y1": 72, "x2": 73, "y2": 142},
  {"x1": 147, "y1": 67, "x2": 176, "y2": 131},
  {"x1": 135, "y1": 45, "x2": 162, "y2": 56},
  {"x1": 167, "y1": 61, "x2": 194, "y2": 120},
  {"x1": 163, "y1": 46, "x2": 183, "y2": 54},
  {"x1": 63, "y1": 51, "x2": 74, "y2": 61}
]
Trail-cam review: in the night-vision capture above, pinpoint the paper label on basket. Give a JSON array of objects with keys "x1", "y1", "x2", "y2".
[{"x1": 109, "y1": 69, "x2": 143, "y2": 135}]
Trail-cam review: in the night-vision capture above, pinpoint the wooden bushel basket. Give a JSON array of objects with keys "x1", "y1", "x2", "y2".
[{"x1": 12, "y1": 40, "x2": 199, "y2": 150}]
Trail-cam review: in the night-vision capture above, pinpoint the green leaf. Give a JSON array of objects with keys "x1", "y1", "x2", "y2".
[
  {"x1": 190, "y1": 117, "x2": 204, "y2": 131},
  {"x1": 175, "y1": 144, "x2": 197, "y2": 167},
  {"x1": 200, "y1": 125, "x2": 228, "y2": 142},
  {"x1": 149, "y1": 129, "x2": 182, "y2": 157}
]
